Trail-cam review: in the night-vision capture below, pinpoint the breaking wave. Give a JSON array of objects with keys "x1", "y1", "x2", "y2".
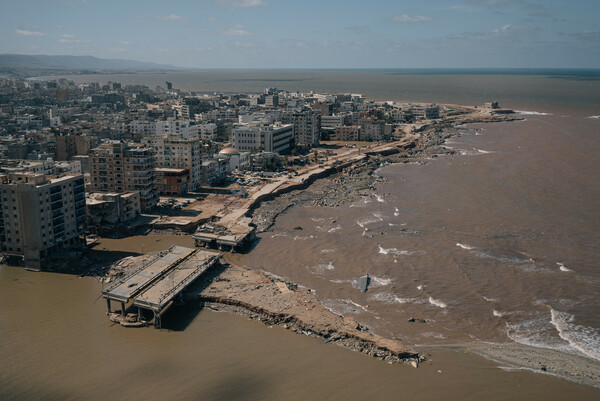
[
  {"x1": 550, "y1": 309, "x2": 600, "y2": 361},
  {"x1": 370, "y1": 276, "x2": 392, "y2": 287},
  {"x1": 515, "y1": 110, "x2": 553, "y2": 116},
  {"x1": 378, "y1": 245, "x2": 415, "y2": 256},
  {"x1": 428, "y1": 297, "x2": 447, "y2": 308},
  {"x1": 557, "y1": 262, "x2": 573, "y2": 272}
]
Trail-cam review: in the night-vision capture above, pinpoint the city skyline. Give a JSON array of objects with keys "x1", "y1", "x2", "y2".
[{"x1": 2, "y1": 0, "x2": 600, "y2": 69}]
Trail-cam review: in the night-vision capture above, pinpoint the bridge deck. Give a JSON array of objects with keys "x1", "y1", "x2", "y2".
[
  {"x1": 134, "y1": 250, "x2": 219, "y2": 311},
  {"x1": 104, "y1": 246, "x2": 193, "y2": 303}
]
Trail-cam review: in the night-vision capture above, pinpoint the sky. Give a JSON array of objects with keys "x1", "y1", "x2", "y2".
[{"x1": 2, "y1": 0, "x2": 600, "y2": 69}]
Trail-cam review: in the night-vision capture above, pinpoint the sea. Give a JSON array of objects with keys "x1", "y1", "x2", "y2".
[{"x1": 3, "y1": 69, "x2": 600, "y2": 399}]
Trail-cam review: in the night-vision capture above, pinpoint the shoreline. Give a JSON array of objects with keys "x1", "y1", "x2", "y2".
[{"x1": 36, "y1": 105, "x2": 600, "y2": 388}]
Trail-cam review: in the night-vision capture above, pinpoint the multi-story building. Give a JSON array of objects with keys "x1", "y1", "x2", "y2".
[
  {"x1": 0, "y1": 173, "x2": 87, "y2": 268},
  {"x1": 198, "y1": 123, "x2": 218, "y2": 141},
  {"x1": 359, "y1": 119, "x2": 386, "y2": 141},
  {"x1": 155, "y1": 168, "x2": 189, "y2": 196},
  {"x1": 334, "y1": 125, "x2": 361, "y2": 141},
  {"x1": 321, "y1": 114, "x2": 348, "y2": 130},
  {"x1": 232, "y1": 123, "x2": 294, "y2": 154},
  {"x1": 145, "y1": 136, "x2": 203, "y2": 191},
  {"x1": 155, "y1": 118, "x2": 200, "y2": 139},
  {"x1": 282, "y1": 110, "x2": 321, "y2": 147},
  {"x1": 89, "y1": 141, "x2": 158, "y2": 211},
  {"x1": 201, "y1": 159, "x2": 229, "y2": 186},
  {"x1": 55, "y1": 134, "x2": 93, "y2": 160},
  {"x1": 87, "y1": 192, "x2": 141, "y2": 226}
]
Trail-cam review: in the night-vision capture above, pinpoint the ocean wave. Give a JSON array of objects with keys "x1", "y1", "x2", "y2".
[
  {"x1": 420, "y1": 332, "x2": 446, "y2": 339},
  {"x1": 551, "y1": 309, "x2": 600, "y2": 361},
  {"x1": 370, "y1": 276, "x2": 392, "y2": 287},
  {"x1": 270, "y1": 232, "x2": 288, "y2": 238},
  {"x1": 483, "y1": 296, "x2": 500, "y2": 303},
  {"x1": 344, "y1": 299, "x2": 370, "y2": 312},
  {"x1": 311, "y1": 217, "x2": 326, "y2": 222},
  {"x1": 369, "y1": 291, "x2": 423, "y2": 305},
  {"x1": 307, "y1": 262, "x2": 335, "y2": 275},
  {"x1": 357, "y1": 216, "x2": 382, "y2": 228},
  {"x1": 378, "y1": 245, "x2": 415, "y2": 256},
  {"x1": 293, "y1": 235, "x2": 314, "y2": 241},
  {"x1": 315, "y1": 225, "x2": 342, "y2": 233},
  {"x1": 456, "y1": 243, "x2": 475, "y2": 250},
  {"x1": 587, "y1": 115, "x2": 600, "y2": 120},
  {"x1": 557, "y1": 262, "x2": 573, "y2": 272},
  {"x1": 417, "y1": 285, "x2": 424, "y2": 290},
  {"x1": 428, "y1": 296, "x2": 447, "y2": 308},
  {"x1": 515, "y1": 110, "x2": 553, "y2": 116},
  {"x1": 320, "y1": 249, "x2": 335, "y2": 254},
  {"x1": 506, "y1": 315, "x2": 573, "y2": 353},
  {"x1": 493, "y1": 310, "x2": 505, "y2": 317},
  {"x1": 475, "y1": 148, "x2": 494, "y2": 154}
]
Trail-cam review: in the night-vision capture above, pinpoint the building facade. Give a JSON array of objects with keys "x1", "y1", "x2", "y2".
[
  {"x1": 232, "y1": 123, "x2": 294, "y2": 154},
  {"x1": 282, "y1": 110, "x2": 321, "y2": 147},
  {"x1": 0, "y1": 173, "x2": 87, "y2": 268},
  {"x1": 146, "y1": 136, "x2": 203, "y2": 191},
  {"x1": 89, "y1": 141, "x2": 159, "y2": 211}
]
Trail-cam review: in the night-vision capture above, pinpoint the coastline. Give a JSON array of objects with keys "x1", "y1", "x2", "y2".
[{"x1": 39, "y1": 104, "x2": 600, "y2": 389}]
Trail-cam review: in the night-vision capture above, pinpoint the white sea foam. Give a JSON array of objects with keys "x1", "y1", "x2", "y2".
[
  {"x1": 483, "y1": 296, "x2": 500, "y2": 303},
  {"x1": 357, "y1": 217, "x2": 380, "y2": 228},
  {"x1": 293, "y1": 235, "x2": 314, "y2": 241},
  {"x1": 270, "y1": 232, "x2": 288, "y2": 238},
  {"x1": 370, "y1": 292, "x2": 421, "y2": 305},
  {"x1": 417, "y1": 285, "x2": 423, "y2": 290},
  {"x1": 394, "y1": 207, "x2": 400, "y2": 216},
  {"x1": 475, "y1": 148, "x2": 494, "y2": 154},
  {"x1": 456, "y1": 243, "x2": 475, "y2": 250},
  {"x1": 493, "y1": 310, "x2": 505, "y2": 317},
  {"x1": 557, "y1": 262, "x2": 573, "y2": 272},
  {"x1": 316, "y1": 225, "x2": 342, "y2": 233},
  {"x1": 372, "y1": 212, "x2": 384, "y2": 220},
  {"x1": 587, "y1": 115, "x2": 600, "y2": 120},
  {"x1": 307, "y1": 262, "x2": 335, "y2": 275},
  {"x1": 378, "y1": 245, "x2": 414, "y2": 256},
  {"x1": 370, "y1": 276, "x2": 392, "y2": 287},
  {"x1": 311, "y1": 217, "x2": 326, "y2": 222},
  {"x1": 515, "y1": 110, "x2": 553, "y2": 116},
  {"x1": 550, "y1": 309, "x2": 600, "y2": 361},
  {"x1": 420, "y1": 332, "x2": 447, "y2": 339},
  {"x1": 320, "y1": 249, "x2": 335, "y2": 254},
  {"x1": 344, "y1": 299, "x2": 370, "y2": 312},
  {"x1": 428, "y1": 296, "x2": 447, "y2": 308},
  {"x1": 375, "y1": 194, "x2": 385, "y2": 203}
]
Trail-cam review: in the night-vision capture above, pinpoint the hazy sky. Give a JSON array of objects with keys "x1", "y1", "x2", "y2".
[{"x1": 2, "y1": 0, "x2": 599, "y2": 68}]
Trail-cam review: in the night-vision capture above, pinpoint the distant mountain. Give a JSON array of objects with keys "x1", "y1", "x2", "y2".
[{"x1": 0, "y1": 54, "x2": 183, "y2": 78}]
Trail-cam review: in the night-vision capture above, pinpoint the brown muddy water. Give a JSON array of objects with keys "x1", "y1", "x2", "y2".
[
  {"x1": 1, "y1": 265, "x2": 599, "y2": 401},
  {"x1": 229, "y1": 111, "x2": 600, "y2": 388}
]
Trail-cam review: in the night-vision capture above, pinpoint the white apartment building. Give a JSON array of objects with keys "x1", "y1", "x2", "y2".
[
  {"x1": 232, "y1": 123, "x2": 294, "y2": 154},
  {"x1": 198, "y1": 123, "x2": 218, "y2": 141},
  {"x1": 155, "y1": 118, "x2": 200, "y2": 139}
]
